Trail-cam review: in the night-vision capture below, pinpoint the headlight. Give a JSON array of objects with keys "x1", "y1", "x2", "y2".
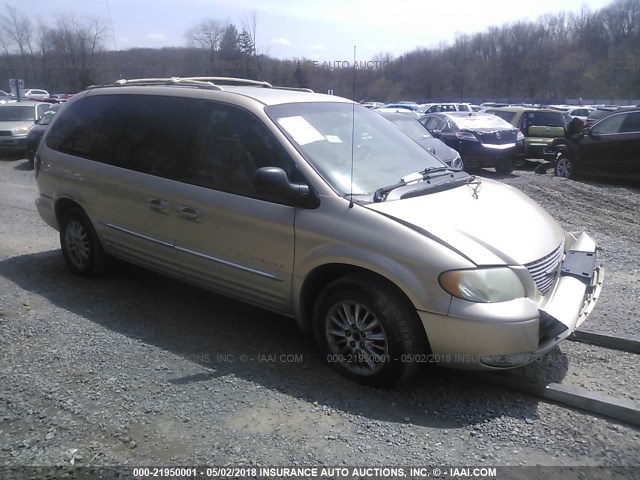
[
  {"x1": 516, "y1": 131, "x2": 525, "y2": 141},
  {"x1": 11, "y1": 127, "x2": 29, "y2": 135},
  {"x1": 450, "y1": 151, "x2": 463, "y2": 170},
  {"x1": 439, "y1": 267, "x2": 525, "y2": 303}
]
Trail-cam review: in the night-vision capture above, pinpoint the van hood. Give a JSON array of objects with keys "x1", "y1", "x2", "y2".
[{"x1": 365, "y1": 178, "x2": 564, "y2": 266}]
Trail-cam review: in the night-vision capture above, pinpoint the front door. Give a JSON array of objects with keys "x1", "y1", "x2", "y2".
[{"x1": 172, "y1": 102, "x2": 299, "y2": 314}]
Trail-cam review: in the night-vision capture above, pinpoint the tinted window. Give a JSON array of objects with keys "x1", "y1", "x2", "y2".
[
  {"x1": 526, "y1": 112, "x2": 565, "y2": 127},
  {"x1": 47, "y1": 94, "x2": 198, "y2": 179},
  {"x1": 184, "y1": 102, "x2": 300, "y2": 199},
  {"x1": 620, "y1": 112, "x2": 640, "y2": 133},
  {"x1": 592, "y1": 114, "x2": 625, "y2": 135}
]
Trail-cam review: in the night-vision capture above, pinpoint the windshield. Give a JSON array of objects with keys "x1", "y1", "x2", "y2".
[
  {"x1": 383, "y1": 115, "x2": 433, "y2": 140},
  {"x1": 452, "y1": 114, "x2": 514, "y2": 130},
  {"x1": 266, "y1": 102, "x2": 445, "y2": 195},
  {"x1": 0, "y1": 106, "x2": 34, "y2": 121},
  {"x1": 385, "y1": 115, "x2": 433, "y2": 139},
  {"x1": 37, "y1": 111, "x2": 56, "y2": 125}
]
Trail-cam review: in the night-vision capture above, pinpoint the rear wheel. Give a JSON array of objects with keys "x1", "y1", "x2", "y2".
[
  {"x1": 313, "y1": 273, "x2": 427, "y2": 387},
  {"x1": 59, "y1": 207, "x2": 111, "y2": 276},
  {"x1": 555, "y1": 154, "x2": 575, "y2": 179}
]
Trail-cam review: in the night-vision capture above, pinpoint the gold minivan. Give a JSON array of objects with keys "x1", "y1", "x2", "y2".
[{"x1": 35, "y1": 77, "x2": 603, "y2": 386}]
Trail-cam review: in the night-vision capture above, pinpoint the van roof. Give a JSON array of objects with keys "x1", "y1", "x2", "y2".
[{"x1": 88, "y1": 77, "x2": 353, "y2": 107}]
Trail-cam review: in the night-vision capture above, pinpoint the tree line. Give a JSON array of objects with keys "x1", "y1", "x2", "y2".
[{"x1": 0, "y1": 0, "x2": 638, "y2": 101}]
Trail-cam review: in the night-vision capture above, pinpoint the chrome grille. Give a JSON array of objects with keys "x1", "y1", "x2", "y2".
[{"x1": 524, "y1": 243, "x2": 564, "y2": 294}]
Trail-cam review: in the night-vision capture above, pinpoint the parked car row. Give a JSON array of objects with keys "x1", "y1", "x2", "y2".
[
  {"x1": 363, "y1": 99, "x2": 638, "y2": 180},
  {"x1": 0, "y1": 100, "x2": 61, "y2": 162}
]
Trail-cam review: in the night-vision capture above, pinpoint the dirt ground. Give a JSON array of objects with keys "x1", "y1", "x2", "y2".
[{"x1": 0, "y1": 156, "x2": 638, "y2": 475}]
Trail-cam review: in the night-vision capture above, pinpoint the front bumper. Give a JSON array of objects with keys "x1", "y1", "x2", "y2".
[
  {"x1": 417, "y1": 232, "x2": 604, "y2": 370},
  {"x1": 0, "y1": 136, "x2": 27, "y2": 150}
]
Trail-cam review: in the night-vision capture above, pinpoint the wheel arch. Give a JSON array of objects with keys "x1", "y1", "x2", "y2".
[
  {"x1": 297, "y1": 263, "x2": 424, "y2": 335},
  {"x1": 54, "y1": 197, "x2": 85, "y2": 225}
]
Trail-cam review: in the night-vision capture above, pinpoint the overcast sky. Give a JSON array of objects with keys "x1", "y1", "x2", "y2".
[{"x1": 22, "y1": 0, "x2": 614, "y2": 60}]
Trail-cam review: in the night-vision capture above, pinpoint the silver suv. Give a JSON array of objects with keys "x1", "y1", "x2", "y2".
[{"x1": 35, "y1": 77, "x2": 603, "y2": 386}]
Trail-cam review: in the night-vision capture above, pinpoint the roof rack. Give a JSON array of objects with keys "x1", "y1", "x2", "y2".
[
  {"x1": 272, "y1": 86, "x2": 315, "y2": 93},
  {"x1": 101, "y1": 77, "x2": 314, "y2": 93}
]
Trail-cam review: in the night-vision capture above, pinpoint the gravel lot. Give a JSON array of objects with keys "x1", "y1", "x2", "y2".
[{"x1": 1, "y1": 156, "x2": 639, "y2": 473}]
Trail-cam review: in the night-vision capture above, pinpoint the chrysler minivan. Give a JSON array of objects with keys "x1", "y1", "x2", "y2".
[{"x1": 34, "y1": 77, "x2": 603, "y2": 386}]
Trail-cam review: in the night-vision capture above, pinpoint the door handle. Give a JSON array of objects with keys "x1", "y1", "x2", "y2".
[
  {"x1": 148, "y1": 198, "x2": 169, "y2": 213},
  {"x1": 177, "y1": 206, "x2": 201, "y2": 221}
]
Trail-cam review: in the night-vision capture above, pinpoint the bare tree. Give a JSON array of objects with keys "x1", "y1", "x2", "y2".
[
  {"x1": 184, "y1": 19, "x2": 227, "y2": 74},
  {"x1": 54, "y1": 16, "x2": 107, "y2": 89},
  {"x1": 1, "y1": 5, "x2": 34, "y2": 83}
]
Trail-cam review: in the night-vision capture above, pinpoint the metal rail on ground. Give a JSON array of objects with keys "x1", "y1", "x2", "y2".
[{"x1": 568, "y1": 329, "x2": 640, "y2": 354}]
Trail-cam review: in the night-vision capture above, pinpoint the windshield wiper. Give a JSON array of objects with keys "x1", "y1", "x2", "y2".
[{"x1": 373, "y1": 166, "x2": 455, "y2": 203}]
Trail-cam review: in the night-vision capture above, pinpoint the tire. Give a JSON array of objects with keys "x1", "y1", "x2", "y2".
[
  {"x1": 555, "y1": 154, "x2": 575, "y2": 179},
  {"x1": 59, "y1": 207, "x2": 111, "y2": 276},
  {"x1": 26, "y1": 150, "x2": 34, "y2": 167},
  {"x1": 313, "y1": 273, "x2": 427, "y2": 387},
  {"x1": 494, "y1": 159, "x2": 514, "y2": 175}
]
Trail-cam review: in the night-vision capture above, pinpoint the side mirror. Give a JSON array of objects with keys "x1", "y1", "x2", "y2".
[
  {"x1": 432, "y1": 130, "x2": 442, "y2": 138},
  {"x1": 253, "y1": 167, "x2": 318, "y2": 207},
  {"x1": 582, "y1": 127, "x2": 599, "y2": 138}
]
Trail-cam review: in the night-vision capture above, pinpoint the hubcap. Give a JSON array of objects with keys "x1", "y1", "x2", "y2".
[
  {"x1": 557, "y1": 157, "x2": 571, "y2": 177},
  {"x1": 325, "y1": 301, "x2": 389, "y2": 376},
  {"x1": 64, "y1": 220, "x2": 90, "y2": 269}
]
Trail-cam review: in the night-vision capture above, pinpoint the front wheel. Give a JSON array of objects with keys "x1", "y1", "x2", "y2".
[
  {"x1": 313, "y1": 273, "x2": 427, "y2": 387},
  {"x1": 555, "y1": 154, "x2": 575, "y2": 179}
]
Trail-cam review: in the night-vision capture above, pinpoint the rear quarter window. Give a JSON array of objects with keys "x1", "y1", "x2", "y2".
[{"x1": 46, "y1": 94, "x2": 199, "y2": 180}]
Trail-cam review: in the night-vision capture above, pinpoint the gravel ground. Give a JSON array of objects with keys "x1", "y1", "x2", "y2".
[{"x1": 0, "y1": 156, "x2": 639, "y2": 472}]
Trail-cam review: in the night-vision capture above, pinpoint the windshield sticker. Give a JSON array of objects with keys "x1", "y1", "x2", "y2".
[
  {"x1": 277, "y1": 116, "x2": 325, "y2": 145},
  {"x1": 325, "y1": 135, "x2": 343, "y2": 143}
]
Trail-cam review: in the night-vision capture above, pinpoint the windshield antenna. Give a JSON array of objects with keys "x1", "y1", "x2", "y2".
[
  {"x1": 105, "y1": 0, "x2": 123, "y2": 79},
  {"x1": 349, "y1": 45, "x2": 356, "y2": 208}
]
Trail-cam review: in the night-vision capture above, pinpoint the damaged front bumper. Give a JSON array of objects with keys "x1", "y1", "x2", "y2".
[{"x1": 417, "y1": 232, "x2": 604, "y2": 370}]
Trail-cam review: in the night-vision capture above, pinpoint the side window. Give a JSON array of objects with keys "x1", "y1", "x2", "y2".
[
  {"x1": 185, "y1": 102, "x2": 300, "y2": 200},
  {"x1": 620, "y1": 112, "x2": 640, "y2": 133},
  {"x1": 458, "y1": 105, "x2": 470, "y2": 112},
  {"x1": 47, "y1": 94, "x2": 198, "y2": 179},
  {"x1": 106, "y1": 95, "x2": 198, "y2": 179},
  {"x1": 424, "y1": 117, "x2": 442, "y2": 131},
  {"x1": 46, "y1": 96, "x2": 111, "y2": 160},
  {"x1": 592, "y1": 114, "x2": 626, "y2": 135},
  {"x1": 519, "y1": 114, "x2": 529, "y2": 133}
]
